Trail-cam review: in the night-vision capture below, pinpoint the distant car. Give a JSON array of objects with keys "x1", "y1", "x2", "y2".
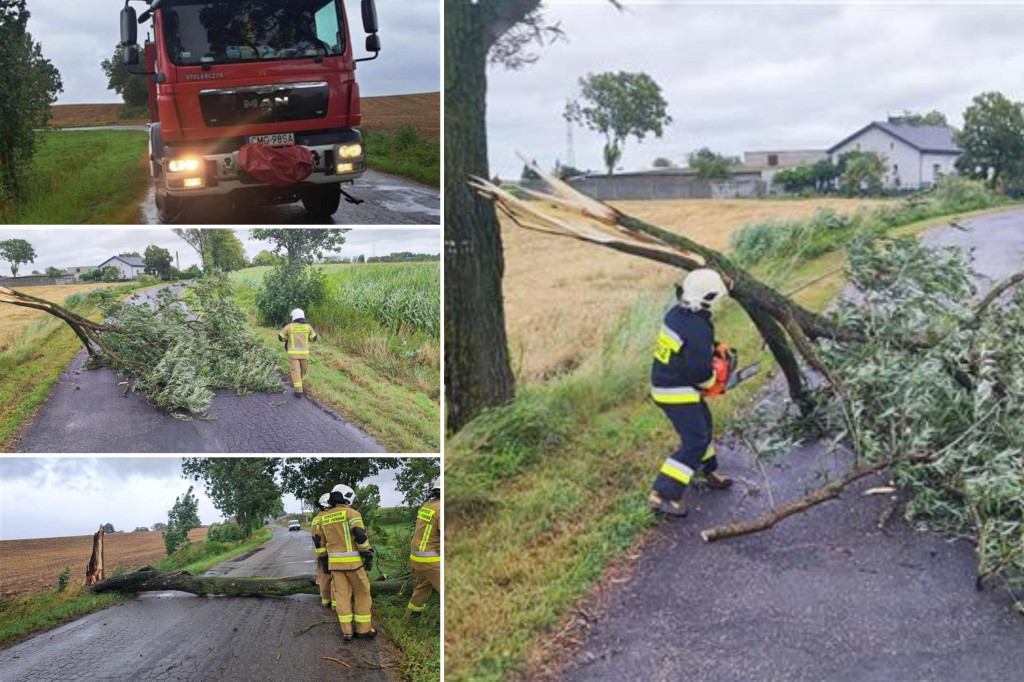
[{"x1": 288, "y1": 520, "x2": 301, "y2": 532}]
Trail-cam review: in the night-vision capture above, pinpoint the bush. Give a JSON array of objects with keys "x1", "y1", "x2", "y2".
[
  {"x1": 205, "y1": 522, "x2": 246, "y2": 543},
  {"x1": 394, "y1": 125, "x2": 420, "y2": 152},
  {"x1": 56, "y1": 566, "x2": 70, "y2": 592},
  {"x1": 135, "y1": 274, "x2": 158, "y2": 286},
  {"x1": 255, "y1": 265, "x2": 326, "y2": 326}
]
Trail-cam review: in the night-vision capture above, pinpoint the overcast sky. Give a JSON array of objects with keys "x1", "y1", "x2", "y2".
[
  {"x1": 0, "y1": 457, "x2": 407, "y2": 540},
  {"x1": 487, "y1": 0, "x2": 1024, "y2": 177},
  {"x1": 0, "y1": 227, "x2": 439, "y2": 276},
  {"x1": 25, "y1": 0, "x2": 439, "y2": 103}
]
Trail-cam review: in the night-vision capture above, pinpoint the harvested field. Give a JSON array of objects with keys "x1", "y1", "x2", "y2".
[
  {"x1": 502, "y1": 197, "x2": 886, "y2": 381},
  {"x1": 0, "y1": 528, "x2": 208, "y2": 597},
  {"x1": 361, "y1": 92, "x2": 439, "y2": 141},
  {"x1": 0, "y1": 283, "x2": 116, "y2": 355},
  {"x1": 49, "y1": 104, "x2": 146, "y2": 128}
]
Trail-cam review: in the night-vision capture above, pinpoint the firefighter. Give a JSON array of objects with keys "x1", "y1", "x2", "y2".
[
  {"x1": 406, "y1": 478, "x2": 441, "y2": 617},
  {"x1": 648, "y1": 269, "x2": 734, "y2": 518},
  {"x1": 310, "y1": 493, "x2": 333, "y2": 608},
  {"x1": 278, "y1": 308, "x2": 318, "y2": 397},
  {"x1": 319, "y1": 483, "x2": 376, "y2": 640}
]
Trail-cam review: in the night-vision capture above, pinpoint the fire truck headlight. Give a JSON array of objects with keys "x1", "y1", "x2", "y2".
[
  {"x1": 168, "y1": 158, "x2": 201, "y2": 173},
  {"x1": 335, "y1": 143, "x2": 363, "y2": 159}
]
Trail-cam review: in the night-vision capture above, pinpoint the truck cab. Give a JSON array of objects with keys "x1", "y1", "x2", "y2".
[{"x1": 119, "y1": 0, "x2": 381, "y2": 222}]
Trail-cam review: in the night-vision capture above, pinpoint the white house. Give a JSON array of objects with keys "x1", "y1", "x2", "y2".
[
  {"x1": 828, "y1": 119, "x2": 962, "y2": 189},
  {"x1": 98, "y1": 255, "x2": 146, "y2": 280}
]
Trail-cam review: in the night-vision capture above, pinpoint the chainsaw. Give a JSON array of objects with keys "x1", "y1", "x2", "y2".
[{"x1": 705, "y1": 343, "x2": 762, "y2": 395}]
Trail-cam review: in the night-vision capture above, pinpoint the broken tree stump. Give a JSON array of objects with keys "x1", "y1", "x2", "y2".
[
  {"x1": 85, "y1": 525, "x2": 105, "y2": 586},
  {"x1": 89, "y1": 566, "x2": 410, "y2": 597}
]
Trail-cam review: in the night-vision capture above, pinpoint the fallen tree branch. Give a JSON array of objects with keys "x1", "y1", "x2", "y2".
[
  {"x1": 90, "y1": 566, "x2": 409, "y2": 596},
  {"x1": 324, "y1": 656, "x2": 351, "y2": 669},
  {"x1": 968, "y1": 271, "x2": 1024, "y2": 328},
  {"x1": 700, "y1": 460, "x2": 889, "y2": 542},
  {"x1": 294, "y1": 620, "x2": 335, "y2": 634}
]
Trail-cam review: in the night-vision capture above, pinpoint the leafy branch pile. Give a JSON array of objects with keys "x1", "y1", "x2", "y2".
[{"x1": 1, "y1": 275, "x2": 283, "y2": 416}]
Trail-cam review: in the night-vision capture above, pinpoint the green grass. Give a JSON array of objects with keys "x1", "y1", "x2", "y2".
[
  {"x1": 362, "y1": 127, "x2": 439, "y2": 187},
  {"x1": 0, "y1": 585, "x2": 125, "y2": 649},
  {"x1": 444, "y1": 200, "x2": 1020, "y2": 680},
  {"x1": 153, "y1": 526, "x2": 274, "y2": 574},
  {"x1": 227, "y1": 264, "x2": 440, "y2": 452},
  {"x1": 0, "y1": 130, "x2": 149, "y2": 224}
]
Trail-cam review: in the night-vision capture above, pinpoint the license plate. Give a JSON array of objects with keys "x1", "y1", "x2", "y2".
[{"x1": 246, "y1": 133, "x2": 294, "y2": 146}]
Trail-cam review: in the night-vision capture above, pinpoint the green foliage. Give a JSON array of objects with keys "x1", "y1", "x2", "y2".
[
  {"x1": 0, "y1": 1, "x2": 63, "y2": 202},
  {"x1": 361, "y1": 129, "x2": 440, "y2": 187},
  {"x1": 143, "y1": 244, "x2": 174, "y2": 279},
  {"x1": 132, "y1": 526, "x2": 149, "y2": 532},
  {"x1": 956, "y1": 91, "x2": 1024, "y2": 190},
  {"x1": 56, "y1": 566, "x2": 70, "y2": 592},
  {"x1": 773, "y1": 160, "x2": 839, "y2": 193},
  {"x1": 890, "y1": 110, "x2": 949, "y2": 126},
  {"x1": 564, "y1": 71, "x2": 672, "y2": 175},
  {"x1": 0, "y1": 238, "x2": 36, "y2": 277},
  {"x1": 687, "y1": 147, "x2": 740, "y2": 180},
  {"x1": 182, "y1": 458, "x2": 281, "y2": 537},
  {"x1": 93, "y1": 274, "x2": 283, "y2": 414},
  {"x1": 731, "y1": 176, "x2": 1003, "y2": 267},
  {"x1": 255, "y1": 264, "x2": 327, "y2": 326},
  {"x1": 100, "y1": 43, "x2": 149, "y2": 108},
  {"x1": 102, "y1": 522, "x2": 115, "y2": 533},
  {"x1": 45, "y1": 266, "x2": 63, "y2": 279},
  {"x1": 250, "y1": 249, "x2": 282, "y2": 268},
  {"x1": 652, "y1": 157, "x2": 674, "y2": 168},
  {"x1": 277, "y1": 457, "x2": 398, "y2": 511},
  {"x1": 100, "y1": 266, "x2": 121, "y2": 282},
  {"x1": 205, "y1": 522, "x2": 247, "y2": 543},
  {"x1": 838, "y1": 150, "x2": 885, "y2": 195},
  {"x1": 163, "y1": 485, "x2": 200, "y2": 555},
  {"x1": 314, "y1": 263, "x2": 440, "y2": 337},
  {"x1": 739, "y1": 235, "x2": 1024, "y2": 600},
  {"x1": 395, "y1": 458, "x2": 441, "y2": 507},
  {"x1": 0, "y1": 587, "x2": 124, "y2": 647},
  {"x1": 154, "y1": 526, "x2": 272, "y2": 574},
  {"x1": 250, "y1": 228, "x2": 348, "y2": 267},
  {"x1": 172, "y1": 228, "x2": 247, "y2": 272}
]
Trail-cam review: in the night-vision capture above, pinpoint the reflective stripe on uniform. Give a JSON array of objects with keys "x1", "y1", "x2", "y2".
[
  {"x1": 354, "y1": 614, "x2": 371, "y2": 623},
  {"x1": 407, "y1": 602, "x2": 425, "y2": 612},
  {"x1": 410, "y1": 549, "x2": 440, "y2": 563},
  {"x1": 701, "y1": 444, "x2": 716, "y2": 462},
  {"x1": 314, "y1": 547, "x2": 327, "y2": 555},
  {"x1": 651, "y1": 386, "x2": 702, "y2": 404},
  {"x1": 328, "y1": 550, "x2": 362, "y2": 565},
  {"x1": 660, "y1": 457, "x2": 694, "y2": 484},
  {"x1": 288, "y1": 324, "x2": 310, "y2": 355},
  {"x1": 659, "y1": 325, "x2": 683, "y2": 351},
  {"x1": 419, "y1": 525, "x2": 432, "y2": 552},
  {"x1": 338, "y1": 614, "x2": 353, "y2": 623},
  {"x1": 321, "y1": 598, "x2": 330, "y2": 605}
]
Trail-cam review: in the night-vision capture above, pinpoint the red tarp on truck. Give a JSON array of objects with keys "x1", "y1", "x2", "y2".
[{"x1": 238, "y1": 143, "x2": 314, "y2": 187}]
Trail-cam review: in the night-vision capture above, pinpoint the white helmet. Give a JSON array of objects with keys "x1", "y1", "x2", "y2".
[
  {"x1": 318, "y1": 493, "x2": 331, "y2": 510},
  {"x1": 331, "y1": 483, "x2": 355, "y2": 505},
  {"x1": 679, "y1": 269, "x2": 728, "y2": 312},
  {"x1": 430, "y1": 478, "x2": 440, "y2": 493},
  {"x1": 291, "y1": 308, "x2": 305, "y2": 322}
]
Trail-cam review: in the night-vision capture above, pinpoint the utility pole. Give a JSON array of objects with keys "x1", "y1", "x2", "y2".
[{"x1": 566, "y1": 116, "x2": 576, "y2": 169}]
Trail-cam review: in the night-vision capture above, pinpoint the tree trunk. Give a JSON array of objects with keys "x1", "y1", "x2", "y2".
[
  {"x1": 444, "y1": 0, "x2": 516, "y2": 432},
  {"x1": 86, "y1": 525, "x2": 105, "y2": 586},
  {"x1": 90, "y1": 566, "x2": 411, "y2": 596}
]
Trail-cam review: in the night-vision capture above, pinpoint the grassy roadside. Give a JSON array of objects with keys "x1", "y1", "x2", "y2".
[
  {"x1": 0, "y1": 526, "x2": 273, "y2": 649},
  {"x1": 362, "y1": 127, "x2": 440, "y2": 187},
  {"x1": 0, "y1": 282, "x2": 151, "y2": 451},
  {"x1": 444, "y1": 202, "x2": 1022, "y2": 681},
  {"x1": 0, "y1": 130, "x2": 149, "y2": 224}
]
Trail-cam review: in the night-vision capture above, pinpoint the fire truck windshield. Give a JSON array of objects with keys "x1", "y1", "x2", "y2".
[{"x1": 161, "y1": 0, "x2": 346, "y2": 66}]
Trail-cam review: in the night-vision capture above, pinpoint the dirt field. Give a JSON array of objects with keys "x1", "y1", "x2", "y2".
[
  {"x1": 0, "y1": 528, "x2": 208, "y2": 598},
  {"x1": 0, "y1": 283, "x2": 116, "y2": 355},
  {"x1": 50, "y1": 92, "x2": 440, "y2": 140},
  {"x1": 502, "y1": 197, "x2": 885, "y2": 380}
]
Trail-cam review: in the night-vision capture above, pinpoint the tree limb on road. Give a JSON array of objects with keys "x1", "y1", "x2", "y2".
[{"x1": 89, "y1": 566, "x2": 410, "y2": 597}]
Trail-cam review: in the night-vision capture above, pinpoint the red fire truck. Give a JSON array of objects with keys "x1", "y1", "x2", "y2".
[{"x1": 119, "y1": 0, "x2": 381, "y2": 222}]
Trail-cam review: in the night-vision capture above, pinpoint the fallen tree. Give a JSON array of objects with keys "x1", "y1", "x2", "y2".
[
  {"x1": 90, "y1": 566, "x2": 410, "y2": 597},
  {"x1": 0, "y1": 275, "x2": 283, "y2": 416},
  {"x1": 473, "y1": 169, "x2": 1024, "y2": 600}
]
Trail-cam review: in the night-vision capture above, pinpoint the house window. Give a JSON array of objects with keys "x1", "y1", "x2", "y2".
[
  {"x1": 890, "y1": 141, "x2": 894, "y2": 150},
  {"x1": 933, "y1": 163, "x2": 942, "y2": 178},
  {"x1": 767, "y1": 154, "x2": 779, "y2": 167}
]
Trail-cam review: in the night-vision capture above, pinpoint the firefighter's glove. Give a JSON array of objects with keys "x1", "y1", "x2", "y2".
[
  {"x1": 360, "y1": 551, "x2": 373, "y2": 572},
  {"x1": 319, "y1": 556, "x2": 329, "y2": 573},
  {"x1": 705, "y1": 343, "x2": 737, "y2": 396}
]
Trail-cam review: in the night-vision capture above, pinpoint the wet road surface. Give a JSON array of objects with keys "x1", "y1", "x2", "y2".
[
  {"x1": 12, "y1": 286, "x2": 384, "y2": 453},
  {"x1": 560, "y1": 210, "x2": 1024, "y2": 681},
  {"x1": 0, "y1": 525, "x2": 396, "y2": 682}
]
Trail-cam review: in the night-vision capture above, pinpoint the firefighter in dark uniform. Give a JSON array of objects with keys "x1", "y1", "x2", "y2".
[{"x1": 649, "y1": 268, "x2": 734, "y2": 517}]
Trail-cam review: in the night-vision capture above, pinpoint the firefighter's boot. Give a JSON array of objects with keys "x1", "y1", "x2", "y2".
[
  {"x1": 702, "y1": 471, "x2": 733, "y2": 490},
  {"x1": 648, "y1": 490, "x2": 687, "y2": 518},
  {"x1": 354, "y1": 628, "x2": 378, "y2": 639}
]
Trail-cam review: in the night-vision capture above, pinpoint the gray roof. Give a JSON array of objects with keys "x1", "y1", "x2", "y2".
[
  {"x1": 101, "y1": 255, "x2": 145, "y2": 267},
  {"x1": 829, "y1": 121, "x2": 962, "y2": 154}
]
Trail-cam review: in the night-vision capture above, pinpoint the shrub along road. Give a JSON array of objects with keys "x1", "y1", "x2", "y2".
[
  {"x1": 11, "y1": 286, "x2": 384, "y2": 453},
  {"x1": 557, "y1": 211, "x2": 1024, "y2": 682},
  {"x1": 0, "y1": 524, "x2": 397, "y2": 682}
]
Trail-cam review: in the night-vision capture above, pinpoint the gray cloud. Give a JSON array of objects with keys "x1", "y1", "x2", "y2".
[
  {"x1": 0, "y1": 227, "x2": 439, "y2": 275},
  {"x1": 486, "y1": 1, "x2": 1024, "y2": 177},
  {"x1": 25, "y1": 0, "x2": 438, "y2": 103}
]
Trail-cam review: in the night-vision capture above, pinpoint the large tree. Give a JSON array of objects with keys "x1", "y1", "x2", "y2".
[
  {"x1": 955, "y1": 91, "x2": 1024, "y2": 190},
  {"x1": 163, "y1": 485, "x2": 200, "y2": 555},
  {"x1": 394, "y1": 458, "x2": 441, "y2": 507},
  {"x1": 0, "y1": 238, "x2": 36, "y2": 277},
  {"x1": 564, "y1": 71, "x2": 672, "y2": 175},
  {"x1": 276, "y1": 457, "x2": 398, "y2": 509},
  {"x1": 100, "y1": 43, "x2": 148, "y2": 111},
  {"x1": 0, "y1": 1, "x2": 63, "y2": 202},
  {"x1": 182, "y1": 458, "x2": 281, "y2": 537},
  {"x1": 143, "y1": 244, "x2": 174, "y2": 279},
  {"x1": 446, "y1": 0, "x2": 601, "y2": 432},
  {"x1": 173, "y1": 228, "x2": 246, "y2": 272},
  {"x1": 890, "y1": 109, "x2": 948, "y2": 126},
  {"x1": 688, "y1": 147, "x2": 739, "y2": 180},
  {"x1": 250, "y1": 228, "x2": 349, "y2": 266}
]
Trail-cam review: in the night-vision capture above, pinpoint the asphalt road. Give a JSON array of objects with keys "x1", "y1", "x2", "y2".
[
  {"x1": 560, "y1": 210, "x2": 1024, "y2": 682},
  {"x1": 0, "y1": 525, "x2": 397, "y2": 682},
  {"x1": 12, "y1": 286, "x2": 385, "y2": 454}
]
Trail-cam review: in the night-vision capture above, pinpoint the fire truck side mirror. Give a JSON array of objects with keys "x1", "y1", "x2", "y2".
[
  {"x1": 360, "y1": 0, "x2": 378, "y2": 34},
  {"x1": 365, "y1": 34, "x2": 381, "y2": 53},
  {"x1": 122, "y1": 44, "x2": 141, "y2": 67},
  {"x1": 120, "y1": 7, "x2": 138, "y2": 46}
]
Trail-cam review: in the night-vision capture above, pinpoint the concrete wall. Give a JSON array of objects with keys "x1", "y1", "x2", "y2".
[
  {"x1": 831, "y1": 127, "x2": 921, "y2": 189},
  {"x1": 560, "y1": 172, "x2": 766, "y2": 200},
  {"x1": 744, "y1": 150, "x2": 828, "y2": 169},
  {"x1": 0, "y1": 275, "x2": 63, "y2": 287}
]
